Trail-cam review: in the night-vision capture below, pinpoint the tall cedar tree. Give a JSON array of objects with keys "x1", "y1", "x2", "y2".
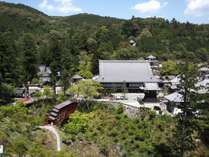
[
  {"x1": 175, "y1": 62, "x2": 199, "y2": 156},
  {"x1": 60, "y1": 29, "x2": 79, "y2": 95},
  {"x1": 195, "y1": 83, "x2": 209, "y2": 147},
  {"x1": 0, "y1": 33, "x2": 20, "y2": 101},
  {"x1": 49, "y1": 32, "x2": 62, "y2": 96},
  {"x1": 21, "y1": 33, "x2": 38, "y2": 96},
  {"x1": 60, "y1": 51, "x2": 74, "y2": 95}
]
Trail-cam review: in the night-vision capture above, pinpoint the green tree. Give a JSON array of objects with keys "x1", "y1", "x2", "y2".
[
  {"x1": 196, "y1": 48, "x2": 209, "y2": 62},
  {"x1": 196, "y1": 93, "x2": 209, "y2": 149},
  {"x1": 0, "y1": 32, "x2": 20, "y2": 85},
  {"x1": 78, "y1": 51, "x2": 93, "y2": 79},
  {"x1": 161, "y1": 60, "x2": 179, "y2": 76},
  {"x1": 86, "y1": 37, "x2": 97, "y2": 53},
  {"x1": 48, "y1": 31, "x2": 62, "y2": 96},
  {"x1": 21, "y1": 33, "x2": 38, "y2": 97},
  {"x1": 174, "y1": 62, "x2": 199, "y2": 156},
  {"x1": 0, "y1": 32, "x2": 21, "y2": 102},
  {"x1": 0, "y1": 83, "x2": 15, "y2": 103},
  {"x1": 96, "y1": 26, "x2": 110, "y2": 44},
  {"x1": 64, "y1": 112, "x2": 88, "y2": 135},
  {"x1": 41, "y1": 86, "x2": 53, "y2": 98},
  {"x1": 60, "y1": 30, "x2": 79, "y2": 95},
  {"x1": 112, "y1": 47, "x2": 138, "y2": 59},
  {"x1": 122, "y1": 20, "x2": 140, "y2": 37},
  {"x1": 68, "y1": 79, "x2": 103, "y2": 99},
  {"x1": 136, "y1": 28, "x2": 159, "y2": 52},
  {"x1": 138, "y1": 28, "x2": 153, "y2": 38},
  {"x1": 38, "y1": 42, "x2": 51, "y2": 65}
]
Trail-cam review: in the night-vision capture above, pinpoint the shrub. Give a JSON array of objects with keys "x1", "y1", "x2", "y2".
[{"x1": 116, "y1": 105, "x2": 124, "y2": 114}]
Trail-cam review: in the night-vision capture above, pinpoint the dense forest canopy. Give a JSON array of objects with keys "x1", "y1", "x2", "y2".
[{"x1": 1, "y1": 1, "x2": 209, "y2": 101}]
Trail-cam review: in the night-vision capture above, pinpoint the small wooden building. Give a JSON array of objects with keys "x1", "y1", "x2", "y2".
[
  {"x1": 163, "y1": 92, "x2": 184, "y2": 113},
  {"x1": 38, "y1": 65, "x2": 51, "y2": 84},
  {"x1": 47, "y1": 100, "x2": 78, "y2": 125},
  {"x1": 71, "y1": 74, "x2": 83, "y2": 83}
]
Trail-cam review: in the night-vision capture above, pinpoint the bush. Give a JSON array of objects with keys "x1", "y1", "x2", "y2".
[
  {"x1": 64, "y1": 112, "x2": 88, "y2": 134},
  {"x1": 62, "y1": 102, "x2": 176, "y2": 156},
  {"x1": 116, "y1": 105, "x2": 124, "y2": 114}
]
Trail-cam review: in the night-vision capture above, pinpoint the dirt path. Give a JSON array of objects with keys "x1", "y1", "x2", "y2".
[{"x1": 39, "y1": 125, "x2": 61, "y2": 151}]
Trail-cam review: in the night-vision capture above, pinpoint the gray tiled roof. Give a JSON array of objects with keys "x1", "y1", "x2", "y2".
[
  {"x1": 98, "y1": 60, "x2": 160, "y2": 83},
  {"x1": 144, "y1": 83, "x2": 161, "y2": 91},
  {"x1": 164, "y1": 92, "x2": 184, "y2": 103},
  {"x1": 72, "y1": 74, "x2": 83, "y2": 79},
  {"x1": 146, "y1": 55, "x2": 156, "y2": 60}
]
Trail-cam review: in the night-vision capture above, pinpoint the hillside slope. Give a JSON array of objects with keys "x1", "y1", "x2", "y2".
[
  {"x1": 0, "y1": 1, "x2": 49, "y2": 33},
  {"x1": 61, "y1": 13, "x2": 123, "y2": 25}
]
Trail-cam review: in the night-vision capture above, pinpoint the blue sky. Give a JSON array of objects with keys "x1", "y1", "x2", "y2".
[{"x1": 1, "y1": 0, "x2": 209, "y2": 24}]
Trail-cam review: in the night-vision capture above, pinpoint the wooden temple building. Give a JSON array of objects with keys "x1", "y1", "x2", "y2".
[{"x1": 96, "y1": 60, "x2": 161, "y2": 101}]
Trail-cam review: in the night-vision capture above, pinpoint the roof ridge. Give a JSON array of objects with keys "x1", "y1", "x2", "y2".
[{"x1": 99, "y1": 60, "x2": 148, "y2": 63}]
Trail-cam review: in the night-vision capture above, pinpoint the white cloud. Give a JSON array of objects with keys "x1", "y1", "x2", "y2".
[
  {"x1": 185, "y1": 0, "x2": 209, "y2": 17},
  {"x1": 132, "y1": 0, "x2": 168, "y2": 13},
  {"x1": 39, "y1": 0, "x2": 82, "y2": 14}
]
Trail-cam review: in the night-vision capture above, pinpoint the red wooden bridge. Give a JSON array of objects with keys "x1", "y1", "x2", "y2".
[{"x1": 47, "y1": 100, "x2": 78, "y2": 125}]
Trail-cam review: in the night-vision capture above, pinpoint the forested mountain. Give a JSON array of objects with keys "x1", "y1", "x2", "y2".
[
  {"x1": 1, "y1": 1, "x2": 209, "y2": 101},
  {"x1": 0, "y1": 2, "x2": 49, "y2": 33},
  {"x1": 61, "y1": 13, "x2": 123, "y2": 25}
]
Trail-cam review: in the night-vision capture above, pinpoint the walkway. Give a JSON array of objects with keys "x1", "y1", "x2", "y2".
[{"x1": 39, "y1": 125, "x2": 61, "y2": 151}]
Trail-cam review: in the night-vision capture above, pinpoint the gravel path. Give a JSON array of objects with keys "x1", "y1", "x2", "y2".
[{"x1": 39, "y1": 125, "x2": 61, "y2": 151}]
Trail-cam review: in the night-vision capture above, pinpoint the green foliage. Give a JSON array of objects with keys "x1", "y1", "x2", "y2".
[
  {"x1": 21, "y1": 33, "x2": 38, "y2": 84},
  {"x1": 60, "y1": 31, "x2": 79, "y2": 94},
  {"x1": 1, "y1": 1, "x2": 209, "y2": 101},
  {"x1": 62, "y1": 13, "x2": 122, "y2": 26},
  {"x1": 0, "y1": 32, "x2": 21, "y2": 86},
  {"x1": 57, "y1": 92, "x2": 68, "y2": 103},
  {"x1": 196, "y1": 48, "x2": 209, "y2": 62},
  {"x1": 0, "y1": 2, "x2": 48, "y2": 34},
  {"x1": 48, "y1": 31, "x2": 63, "y2": 95},
  {"x1": 0, "y1": 103, "x2": 56, "y2": 156},
  {"x1": 0, "y1": 99, "x2": 77, "y2": 156},
  {"x1": 0, "y1": 83, "x2": 15, "y2": 103},
  {"x1": 116, "y1": 105, "x2": 124, "y2": 114},
  {"x1": 78, "y1": 51, "x2": 93, "y2": 79},
  {"x1": 42, "y1": 86, "x2": 53, "y2": 98},
  {"x1": 122, "y1": 20, "x2": 140, "y2": 37},
  {"x1": 161, "y1": 60, "x2": 179, "y2": 76},
  {"x1": 86, "y1": 37, "x2": 97, "y2": 53},
  {"x1": 62, "y1": 103, "x2": 175, "y2": 156},
  {"x1": 64, "y1": 112, "x2": 89, "y2": 135},
  {"x1": 31, "y1": 78, "x2": 41, "y2": 84},
  {"x1": 112, "y1": 47, "x2": 138, "y2": 59},
  {"x1": 34, "y1": 86, "x2": 53, "y2": 99},
  {"x1": 1, "y1": 1, "x2": 209, "y2": 67},
  {"x1": 139, "y1": 28, "x2": 153, "y2": 38},
  {"x1": 68, "y1": 80, "x2": 103, "y2": 99},
  {"x1": 174, "y1": 62, "x2": 199, "y2": 156},
  {"x1": 0, "y1": 3, "x2": 209, "y2": 155}
]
